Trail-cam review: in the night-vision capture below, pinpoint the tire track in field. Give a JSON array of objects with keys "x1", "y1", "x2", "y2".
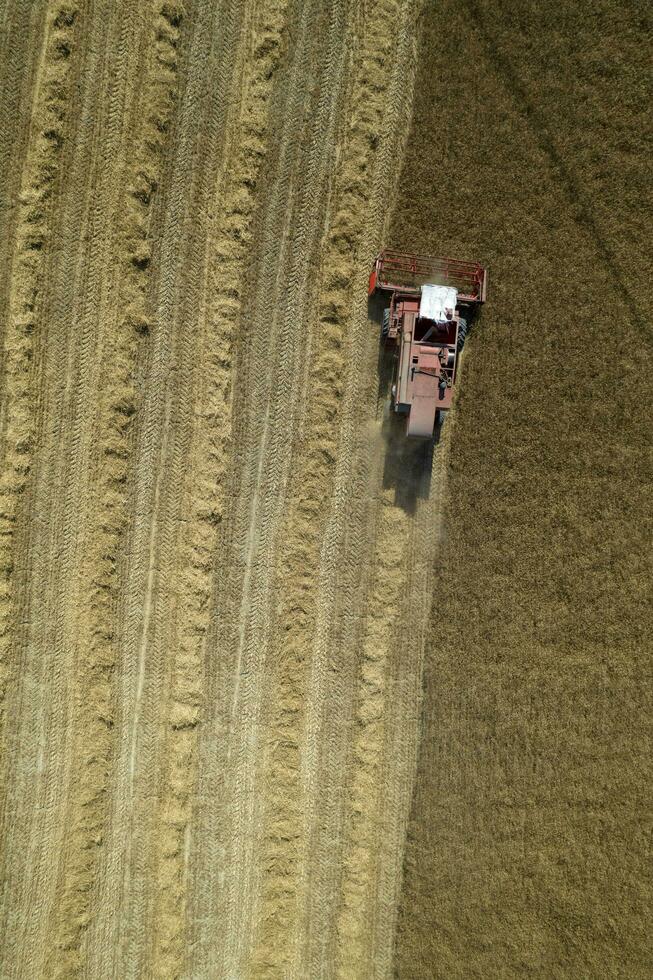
[
  {"x1": 338, "y1": 428, "x2": 445, "y2": 979},
  {"x1": 294, "y1": 7, "x2": 422, "y2": 975},
  {"x1": 334, "y1": 498, "x2": 408, "y2": 977},
  {"x1": 329, "y1": 55, "x2": 445, "y2": 969},
  {"x1": 0, "y1": 2, "x2": 44, "y2": 383},
  {"x1": 0, "y1": 15, "x2": 86, "y2": 974},
  {"x1": 148, "y1": 3, "x2": 289, "y2": 974},
  {"x1": 81, "y1": 3, "x2": 250, "y2": 976},
  {"x1": 186, "y1": 1, "x2": 352, "y2": 974},
  {"x1": 40, "y1": 5, "x2": 183, "y2": 975},
  {"x1": 0, "y1": 0, "x2": 78, "y2": 795},
  {"x1": 0, "y1": 0, "x2": 42, "y2": 219},
  {"x1": 30, "y1": 3, "x2": 143, "y2": 964},
  {"x1": 0, "y1": 0, "x2": 125, "y2": 970},
  {"x1": 249, "y1": 2, "x2": 420, "y2": 974}
]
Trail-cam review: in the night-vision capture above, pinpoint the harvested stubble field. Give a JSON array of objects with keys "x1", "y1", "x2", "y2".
[{"x1": 0, "y1": 1, "x2": 649, "y2": 978}]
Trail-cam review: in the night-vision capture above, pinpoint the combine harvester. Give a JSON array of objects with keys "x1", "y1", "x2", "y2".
[{"x1": 369, "y1": 250, "x2": 487, "y2": 438}]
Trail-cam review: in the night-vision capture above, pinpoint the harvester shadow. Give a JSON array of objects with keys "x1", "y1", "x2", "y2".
[
  {"x1": 375, "y1": 337, "x2": 437, "y2": 516},
  {"x1": 380, "y1": 410, "x2": 436, "y2": 515}
]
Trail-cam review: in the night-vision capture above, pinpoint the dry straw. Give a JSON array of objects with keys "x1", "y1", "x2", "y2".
[
  {"x1": 44, "y1": 4, "x2": 184, "y2": 975},
  {"x1": 150, "y1": 1, "x2": 290, "y2": 975},
  {"x1": 250, "y1": 1, "x2": 420, "y2": 975},
  {"x1": 0, "y1": 0, "x2": 80, "y2": 810}
]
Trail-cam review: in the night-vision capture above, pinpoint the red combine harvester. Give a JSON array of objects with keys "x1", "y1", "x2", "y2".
[{"x1": 369, "y1": 250, "x2": 487, "y2": 437}]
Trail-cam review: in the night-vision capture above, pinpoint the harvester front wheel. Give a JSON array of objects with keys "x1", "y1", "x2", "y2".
[{"x1": 457, "y1": 317, "x2": 468, "y2": 352}]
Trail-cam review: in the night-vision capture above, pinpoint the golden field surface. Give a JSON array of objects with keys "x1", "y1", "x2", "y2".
[{"x1": 0, "y1": 1, "x2": 649, "y2": 978}]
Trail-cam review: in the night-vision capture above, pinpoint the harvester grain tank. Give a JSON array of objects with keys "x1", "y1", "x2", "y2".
[{"x1": 369, "y1": 250, "x2": 488, "y2": 437}]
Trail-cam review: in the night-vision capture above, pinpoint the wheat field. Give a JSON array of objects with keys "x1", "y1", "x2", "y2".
[{"x1": 0, "y1": 1, "x2": 649, "y2": 978}]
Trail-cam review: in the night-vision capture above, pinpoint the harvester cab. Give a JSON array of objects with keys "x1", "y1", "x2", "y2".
[{"x1": 369, "y1": 250, "x2": 487, "y2": 438}]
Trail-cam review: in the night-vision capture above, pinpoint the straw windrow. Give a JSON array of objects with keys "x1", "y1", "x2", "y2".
[
  {"x1": 44, "y1": 5, "x2": 184, "y2": 975},
  {"x1": 250, "y1": 1, "x2": 417, "y2": 972},
  {"x1": 149, "y1": 2, "x2": 289, "y2": 974},
  {"x1": 0, "y1": 0, "x2": 80, "y2": 801}
]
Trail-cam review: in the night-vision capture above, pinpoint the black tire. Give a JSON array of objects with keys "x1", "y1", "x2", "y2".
[{"x1": 457, "y1": 316, "x2": 468, "y2": 352}]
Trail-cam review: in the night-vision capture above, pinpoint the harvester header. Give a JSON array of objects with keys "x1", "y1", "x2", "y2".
[
  {"x1": 369, "y1": 249, "x2": 487, "y2": 304},
  {"x1": 370, "y1": 249, "x2": 488, "y2": 439}
]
